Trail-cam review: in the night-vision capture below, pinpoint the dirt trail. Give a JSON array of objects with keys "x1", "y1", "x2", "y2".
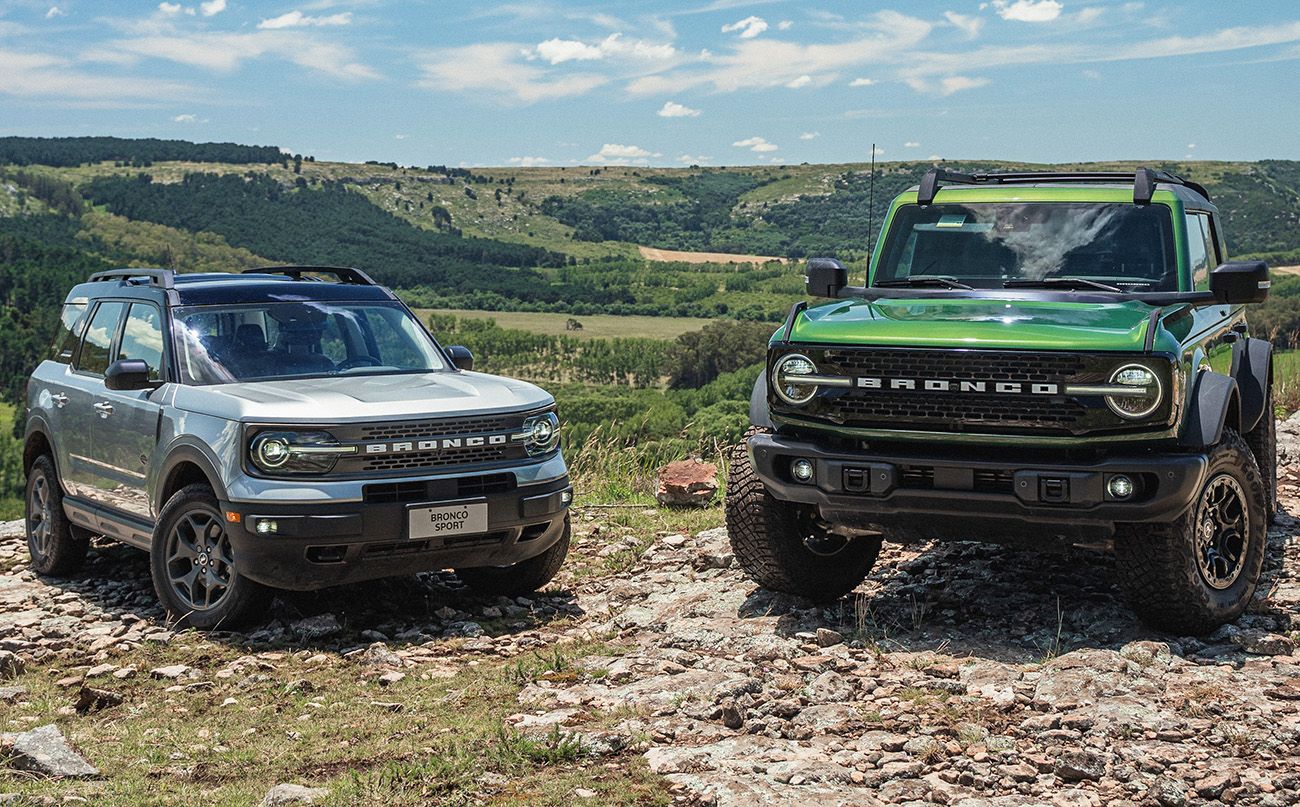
[
  {"x1": 638, "y1": 246, "x2": 788, "y2": 265},
  {"x1": 4, "y1": 423, "x2": 1300, "y2": 804}
]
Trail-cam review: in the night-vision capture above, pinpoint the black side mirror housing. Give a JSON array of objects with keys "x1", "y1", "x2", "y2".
[
  {"x1": 104, "y1": 359, "x2": 156, "y2": 391},
  {"x1": 805, "y1": 257, "x2": 847, "y2": 298},
  {"x1": 1210, "y1": 261, "x2": 1270, "y2": 305},
  {"x1": 445, "y1": 345, "x2": 474, "y2": 371}
]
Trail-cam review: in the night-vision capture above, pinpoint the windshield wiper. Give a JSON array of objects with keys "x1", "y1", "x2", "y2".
[
  {"x1": 875, "y1": 275, "x2": 974, "y2": 290},
  {"x1": 1004, "y1": 277, "x2": 1123, "y2": 293}
]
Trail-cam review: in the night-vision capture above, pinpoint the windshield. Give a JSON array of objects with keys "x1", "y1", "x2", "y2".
[
  {"x1": 172, "y1": 301, "x2": 446, "y2": 384},
  {"x1": 874, "y1": 202, "x2": 1177, "y2": 291}
]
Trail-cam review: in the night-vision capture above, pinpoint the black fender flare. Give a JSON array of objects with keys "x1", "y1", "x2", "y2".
[
  {"x1": 1179, "y1": 370, "x2": 1240, "y2": 449},
  {"x1": 749, "y1": 370, "x2": 773, "y2": 430},
  {"x1": 22, "y1": 415, "x2": 55, "y2": 474},
  {"x1": 156, "y1": 442, "x2": 229, "y2": 509},
  {"x1": 1231, "y1": 337, "x2": 1273, "y2": 434}
]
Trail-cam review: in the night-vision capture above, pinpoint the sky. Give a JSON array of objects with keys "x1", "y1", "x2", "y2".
[{"x1": 1, "y1": 0, "x2": 1298, "y2": 167}]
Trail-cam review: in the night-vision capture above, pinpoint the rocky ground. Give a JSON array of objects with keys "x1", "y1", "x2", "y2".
[{"x1": 3, "y1": 437, "x2": 1300, "y2": 805}]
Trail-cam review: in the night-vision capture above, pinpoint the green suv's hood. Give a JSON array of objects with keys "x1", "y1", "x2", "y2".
[{"x1": 785, "y1": 295, "x2": 1158, "y2": 351}]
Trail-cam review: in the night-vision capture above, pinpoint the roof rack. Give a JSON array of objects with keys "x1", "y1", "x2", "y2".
[
  {"x1": 86, "y1": 268, "x2": 176, "y2": 289},
  {"x1": 243, "y1": 266, "x2": 378, "y2": 286},
  {"x1": 915, "y1": 166, "x2": 1210, "y2": 206}
]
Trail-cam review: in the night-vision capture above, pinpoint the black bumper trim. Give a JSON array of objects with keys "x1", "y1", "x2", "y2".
[
  {"x1": 748, "y1": 434, "x2": 1207, "y2": 528},
  {"x1": 222, "y1": 476, "x2": 571, "y2": 590}
]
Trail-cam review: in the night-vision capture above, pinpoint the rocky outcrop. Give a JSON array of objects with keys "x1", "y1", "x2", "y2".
[{"x1": 656, "y1": 459, "x2": 719, "y2": 507}]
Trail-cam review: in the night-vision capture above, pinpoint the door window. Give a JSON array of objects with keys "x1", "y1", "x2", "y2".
[
  {"x1": 1186, "y1": 213, "x2": 1214, "y2": 290},
  {"x1": 74, "y1": 301, "x2": 126, "y2": 377},
  {"x1": 118, "y1": 303, "x2": 165, "y2": 381}
]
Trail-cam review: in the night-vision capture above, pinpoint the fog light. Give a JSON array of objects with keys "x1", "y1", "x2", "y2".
[
  {"x1": 1107, "y1": 475, "x2": 1134, "y2": 500},
  {"x1": 791, "y1": 459, "x2": 815, "y2": 483},
  {"x1": 255, "y1": 519, "x2": 278, "y2": 535},
  {"x1": 561, "y1": 490, "x2": 573, "y2": 504}
]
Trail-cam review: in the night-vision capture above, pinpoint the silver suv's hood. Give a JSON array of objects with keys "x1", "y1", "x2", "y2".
[{"x1": 170, "y1": 371, "x2": 553, "y2": 423}]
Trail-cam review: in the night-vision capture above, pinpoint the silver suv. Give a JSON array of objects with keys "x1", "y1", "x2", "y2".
[{"x1": 22, "y1": 266, "x2": 572, "y2": 629}]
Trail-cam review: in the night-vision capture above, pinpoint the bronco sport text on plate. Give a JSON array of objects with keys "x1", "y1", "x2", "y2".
[
  {"x1": 23, "y1": 266, "x2": 572, "y2": 629},
  {"x1": 726, "y1": 168, "x2": 1275, "y2": 635}
]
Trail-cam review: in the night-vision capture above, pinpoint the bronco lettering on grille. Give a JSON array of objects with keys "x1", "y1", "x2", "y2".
[
  {"x1": 362, "y1": 432, "x2": 523, "y2": 455},
  {"x1": 855, "y1": 377, "x2": 1061, "y2": 395}
]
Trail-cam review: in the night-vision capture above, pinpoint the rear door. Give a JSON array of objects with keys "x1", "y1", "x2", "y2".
[
  {"x1": 94, "y1": 302, "x2": 168, "y2": 520},
  {"x1": 64, "y1": 300, "x2": 126, "y2": 502}
]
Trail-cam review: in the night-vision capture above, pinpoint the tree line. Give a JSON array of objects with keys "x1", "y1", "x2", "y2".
[{"x1": 0, "y1": 136, "x2": 284, "y2": 168}]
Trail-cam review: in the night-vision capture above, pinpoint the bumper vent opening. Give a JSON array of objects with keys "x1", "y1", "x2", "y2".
[
  {"x1": 518, "y1": 522, "x2": 550, "y2": 542},
  {"x1": 306, "y1": 545, "x2": 348, "y2": 564}
]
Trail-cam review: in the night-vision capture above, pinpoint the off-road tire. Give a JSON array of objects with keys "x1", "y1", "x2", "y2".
[
  {"x1": 725, "y1": 429, "x2": 882, "y2": 601},
  {"x1": 150, "y1": 483, "x2": 272, "y2": 630},
  {"x1": 1114, "y1": 429, "x2": 1267, "y2": 635},
  {"x1": 1244, "y1": 385, "x2": 1277, "y2": 522},
  {"x1": 25, "y1": 454, "x2": 90, "y2": 576},
  {"x1": 456, "y1": 515, "x2": 571, "y2": 596}
]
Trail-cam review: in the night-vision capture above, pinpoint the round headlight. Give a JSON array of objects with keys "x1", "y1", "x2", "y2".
[
  {"x1": 773, "y1": 353, "x2": 819, "y2": 406},
  {"x1": 530, "y1": 416, "x2": 555, "y2": 445},
  {"x1": 256, "y1": 437, "x2": 291, "y2": 468},
  {"x1": 1106, "y1": 363, "x2": 1162, "y2": 419}
]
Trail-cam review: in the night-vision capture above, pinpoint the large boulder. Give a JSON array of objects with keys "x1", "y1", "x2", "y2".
[{"x1": 656, "y1": 460, "x2": 718, "y2": 507}]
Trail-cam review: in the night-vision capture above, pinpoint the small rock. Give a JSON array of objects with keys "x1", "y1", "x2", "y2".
[
  {"x1": 4, "y1": 724, "x2": 98, "y2": 778},
  {"x1": 434, "y1": 606, "x2": 458, "y2": 620},
  {"x1": 574, "y1": 787, "x2": 597, "y2": 799},
  {"x1": 718, "y1": 700, "x2": 744, "y2": 730},
  {"x1": 999, "y1": 763, "x2": 1038, "y2": 782},
  {"x1": 290, "y1": 614, "x2": 342, "y2": 641},
  {"x1": 1053, "y1": 748, "x2": 1107, "y2": 782},
  {"x1": 150, "y1": 665, "x2": 191, "y2": 680},
  {"x1": 112, "y1": 667, "x2": 137, "y2": 680},
  {"x1": 378, "y1": 671, "x2": 406, "y2": 687},
  {"x1": 1195, "y1": 771, "x2": 1235, "y2": 800},
  {"x1": 369, "y1": 701, "x2": 403, "y2": 712},
  {"x1": 1234, "y1": 629, "x2": 1295, "y2": 656},
  {"x1": 362, "y1": 643, "x2": 403, "y2": 667},
  {"x1": 260, "y1": 783, "x2": 329, "y2": 805},
  {"x1": 0, "y1": 651, "x2": 24, "y2": 680},
  {"x1": 75, "y1": 686, "x2": 123, "y2": 715},
  {"x1": 655, "y1": 459, "x2": 718, "y2": 507},
  {"x1": 1150, "y1": 776, "x2": 1188, "y2": 807},
  {"x1": 359, "y1": 629, "x2": 389, "y2": 643},
  {"x1": 0, "y1": 686, "x2": 28, "y2": 704},
  {"x1": 84, "y1": 664, "x2": 117, "y2": 679},
  {"x1": 815, "y1": 627, "x2": 844, "y2": 647}
]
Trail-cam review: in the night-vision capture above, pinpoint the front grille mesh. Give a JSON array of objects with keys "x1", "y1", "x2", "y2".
[
  {"x1": 360, "y1": 414, "x2": 518, "y2": 442},
  {"x1": 332, "y1": 411, "x2": 542, "y2": 476},
  {"x1": 823, "y1": 349, "x2": 1088, "y2": 381}
]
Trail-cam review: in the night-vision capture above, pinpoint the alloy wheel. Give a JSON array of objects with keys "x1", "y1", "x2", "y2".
[
  {"x1": 1194, "y1": 473, "x2": 1250, "y2": 590},
  {"x1": 166, "y1": 507, "x2": 235, "y2": 611},
  {"x1": 27, "y1": 474, "x2": 52, "y2": 563}
]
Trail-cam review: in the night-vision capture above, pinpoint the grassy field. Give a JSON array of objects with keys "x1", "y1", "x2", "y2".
[{"x1": 416, "y1": 308, "x2": 712, "y2": 341}]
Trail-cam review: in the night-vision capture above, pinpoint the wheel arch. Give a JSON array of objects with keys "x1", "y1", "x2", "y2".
[
  {"x1": 1231, "y1": 337, "x2": 1273, "y2": 434},
  {"x1": 157, "y1": 445, "x2": 228, "y2": 511},
  {"x1": 1179, "y1": 369, "x2": 1241, "y2": 449},
  {"x1": 22, "y1": 424, "x2": 54, "y2": 475},
  {"x1": 749, "y1": 370, "x2": 773, "y2": 430}
]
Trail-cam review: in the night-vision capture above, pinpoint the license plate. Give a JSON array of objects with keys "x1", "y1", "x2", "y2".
[{"x1": 408, "y1": 502, "x2": 488, "y2": 540}]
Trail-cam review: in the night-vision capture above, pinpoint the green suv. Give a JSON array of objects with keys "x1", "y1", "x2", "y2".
[{"x1": 726, "y1": 168, "x2": 1275, "y2": 634}]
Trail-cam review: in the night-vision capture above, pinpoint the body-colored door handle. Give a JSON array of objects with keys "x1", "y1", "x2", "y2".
[{"x1": 93, "y1": 401, "x2": 114, "y2": 418}]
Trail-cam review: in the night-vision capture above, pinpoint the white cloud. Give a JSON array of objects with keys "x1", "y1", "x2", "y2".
[
  {"x1": 1081, "y1": 68, "x2": 1101, "y2": 79},
  {"x1": 799, "y1": 131, "x2": 819, "y2": 140},
  {"x1": 528, "y1": 33, "x2": 676, "y2": 65},
  {"x1": 733, "y1": 136, "x2": 778, "y2": 153},
  {"x1": 1074, "y1": 7, "x2": 1105, "y2": 24},
  {"x1": 777, "y1": 20, "x2": 792, "y2": 31},
  {"x1": 904, "y1": 74, "x2": 989, "y2": 95},
  {"x1": 394, "y1": 133, "x2": 407, "y2": 139},
  {"x1": 658, "y1": 100, "x2": 700, "y2": 117},
  {"x1": 98, "y1": 31, "x2": 379, "y2": 80},
  {"x1": 849, "y1": 77, "x2": 876, "y2": 87},
  {"x1": 785, "y1": 74, "x2": 812, "y2": 88},
  {"x1": 1187, "y1": 143, "x2": 1196, "y2": 150},
  {"x1": 871, "y1": 145, "x2": 885, "y2": 157},
  {"x1": 944, "y1": 11, "x2": 983, "y2": 39},
  {"x1": 990, "y1": 0, "x2": 1062, "y2": 23},
  {"x1": 172, "y1": 113, "x2": 199, "y2": 122},
  {"x1": 629, "y1": 11, "x2": 932, "y2": 96},
  {"x1": 258, "y1": 11, "x2": 353, "y2": 29},
  {"x1": 0, "y1": 47, "x2": 194, "y2": 104},
  {"x1": 158, "y1": 2, "x2": 183, "y2": 15},
  {"x1": 45, "y1": 6, "x2": 65, "y2": 19},
  {"x1": 509, "y1": 156, "x2": 551, "y2": 166},
  {"x1": 904, "y1": 141, "x2": 921, "y2": 148},
  {"x1": 677, "y1": 154, "x2": 710, "y2": 164},
  {"x1": 587, "y1": 143, "x2": 659, "y2": 164},
  {"x1": 721, "y1": 15, "x2": 768, "y2": 39},
  {"x1": 199, "y1": 0, "x2": 226, "y2": 17},
  {"x1": 416, "y1": 43, "x2": 606, "y2": 103}
]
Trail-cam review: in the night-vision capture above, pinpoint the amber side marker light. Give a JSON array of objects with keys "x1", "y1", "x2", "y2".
[{"x1": 225, "y1": 511, "x2": 241, "y2": 523}]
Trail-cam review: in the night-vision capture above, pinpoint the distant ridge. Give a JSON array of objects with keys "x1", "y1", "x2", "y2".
[{"x1": 0, "y1": 136, "x2": 284, "y2": 168}]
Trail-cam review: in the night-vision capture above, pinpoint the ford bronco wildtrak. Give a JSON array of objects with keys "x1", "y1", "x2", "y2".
[
  {"x1": 23, "y1": 266, "x2": 572, "y2": 629},
  {"x1": 726, "y1": 168, "x2": 1275, "y2": 634}
]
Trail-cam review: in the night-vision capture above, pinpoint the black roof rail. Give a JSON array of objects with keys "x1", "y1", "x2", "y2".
[
  {"x1": 243, "y1": 265, "x2": 378, "y2": 285},
  {"x1": 86, "y1": 268, "x2": 176, "y2": 289},
  {"x1": 915, "y1": 166, "x2": 1210, "y2": 206}
]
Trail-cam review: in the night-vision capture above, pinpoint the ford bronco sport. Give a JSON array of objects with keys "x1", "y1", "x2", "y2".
[
  {"x1": 23, "y1": 266, "x2": 572, "y2": 629},
  {"x1": 727, "y1": 168, "x2": 1275, "y2": 634}
]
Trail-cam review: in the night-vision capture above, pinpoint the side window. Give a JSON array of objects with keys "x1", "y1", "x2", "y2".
[
  {"x1": 49, "y1": 301, "x2": 88, "y2": 363},
  {"x1": 118, "y1": 303, "x2": 165, "y2": 381},
  {"x1": 1185, "y1": 213, "x2": 1211, "y2": 291},
  {"x1": 74, "y1": 301, "x2": 126, "y2": 377}
]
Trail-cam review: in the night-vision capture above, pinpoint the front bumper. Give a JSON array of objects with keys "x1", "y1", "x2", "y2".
[
  {"x1": 222, "y1": 475, "x2": 571, "y2": 590},
  {"x1": 747, "y1": 433, "x2": 1208, "y2": 536}
]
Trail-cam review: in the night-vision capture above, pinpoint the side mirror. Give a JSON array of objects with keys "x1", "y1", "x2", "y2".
[
  {"x1": 1210, "y1": 261, "x2": 1270, "y2": 305},
  {"x1": 104, "y1": 359, "x2": 156, "y2": 391},
  {"x1": 445, "y1": 345, "x2": 474, "y2": 371},
  {"x1": 805, "y1": 257, "x2": 847, "y2": 298}
]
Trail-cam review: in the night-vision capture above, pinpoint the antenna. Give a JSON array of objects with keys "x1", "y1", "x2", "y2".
[{"x1": 866, "y1": 143, "x2": 876, "y2": 285}]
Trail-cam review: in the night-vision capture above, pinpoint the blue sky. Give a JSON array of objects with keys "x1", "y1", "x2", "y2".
[{"x1": 2, "y1": 0, "x2": 1298, "y2": 166}]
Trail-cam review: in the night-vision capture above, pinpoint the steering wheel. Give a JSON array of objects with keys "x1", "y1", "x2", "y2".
[{"x1": 335, "y1": 355, "x2": 382, "y2": 371}]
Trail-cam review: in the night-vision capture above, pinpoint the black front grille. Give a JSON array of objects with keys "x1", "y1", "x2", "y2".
[
  {"x1": 363, "y1": 473, "x2": 518, "y2": 504},
  {"x1": 360, "y1": 414, "x2": 518, "y2": 441},
  {"x1": 774, "y1": 347, "x2": 1158, "y2": 436},
  {"x1": 329, "y1": 410, "x2": 545, "y2": 477}
]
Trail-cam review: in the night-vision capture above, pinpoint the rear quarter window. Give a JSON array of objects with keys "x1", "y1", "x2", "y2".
[{"x1": 49, "y1": 300, "x2": 88, "y2": 363}]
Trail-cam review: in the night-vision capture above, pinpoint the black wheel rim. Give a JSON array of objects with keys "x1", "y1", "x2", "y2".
[
  {"x1": 1195, "y1": 473, "x2": 1249, "y2": 590},
  {"x1": 27, "y1": 473, "x2": 52, "y2": 564},
  {"x1": 166, "y1": 506, "x2": 235, "y2": 611}
]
